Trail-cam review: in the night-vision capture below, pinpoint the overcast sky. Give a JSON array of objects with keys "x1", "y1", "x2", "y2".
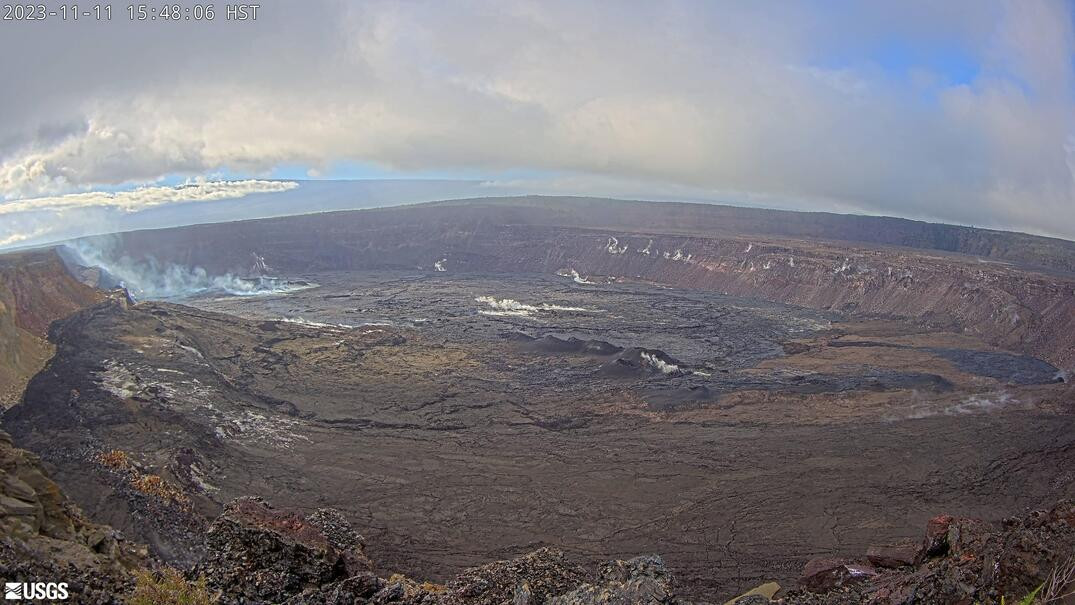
[{"x1": 1, "y1": 0, "x2": 1074, "y2": 247}]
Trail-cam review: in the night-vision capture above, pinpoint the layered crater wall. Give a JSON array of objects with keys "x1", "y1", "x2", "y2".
[
  {"x1": 72, "y1": 198, "x2": 1075, "y2": 370},
  {"x1": 0, "y1": 250, "x2": 104, "y2": 406}
]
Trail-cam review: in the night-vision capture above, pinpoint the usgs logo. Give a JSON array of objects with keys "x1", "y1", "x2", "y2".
[{"x1": 3, "y1": 582, "x2": 68, "y2": 601}]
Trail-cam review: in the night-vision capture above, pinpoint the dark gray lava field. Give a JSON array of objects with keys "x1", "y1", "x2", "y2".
[{"x1": 7, "y1": 265, "x2": 1072, "y2": 599}]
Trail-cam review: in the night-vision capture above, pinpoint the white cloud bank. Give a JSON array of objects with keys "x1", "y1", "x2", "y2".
[
  {"x1": 0, "y1": 180, "x2": 296, "y2": 248},
  {"x1": 0, "y1": 0, "x2": 1073, "y2": 241},
  {"x1": 0, "y1": 179, "x2": 297, "y2": 216}
]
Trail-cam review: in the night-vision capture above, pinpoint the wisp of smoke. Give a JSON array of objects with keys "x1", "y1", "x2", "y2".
[
  {"x1": 640, "y1": 351, "x2": 681, "y2": 374},
  {"x1": 62, "y1": 238, "x2": 312, "y2": 301},
  {"x1": 475, "y1": 296, "x2": 599, "y2": 317},
  {"x1": 900, "y1": 390, "x2": 1021, "y2": 421},
  {"x1": 556, "y1": 268, "x2": 595, "y2": 284}
]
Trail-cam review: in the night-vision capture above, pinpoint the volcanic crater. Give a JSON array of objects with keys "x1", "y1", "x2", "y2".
[{"x1": 2, "y1": 197, "x2": 1074, "y2": 601}]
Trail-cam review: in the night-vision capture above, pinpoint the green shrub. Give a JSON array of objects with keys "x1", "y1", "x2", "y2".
[{"x1": 128, "y1": 568, "x2": 213, "y2": 605}]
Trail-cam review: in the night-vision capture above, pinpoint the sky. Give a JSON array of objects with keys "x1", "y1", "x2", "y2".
[{"x1": 1, "y1": 0, "x2": 1074, "y2": 248}]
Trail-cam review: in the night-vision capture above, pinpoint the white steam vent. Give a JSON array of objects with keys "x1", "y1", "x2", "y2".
[
  {"x1": 63, "y1": 239, "x2": 314, "y2": 300},
  {"x1": 475, "y1": 296, "x2": 599, "y2": 318}
]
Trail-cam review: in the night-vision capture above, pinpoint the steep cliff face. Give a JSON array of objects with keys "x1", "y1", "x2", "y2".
[
  {"x1": 75, "y1": 199, "x2": 1075, "y2": 369},
  {"x1": 0, "y1": 250, "x2": 104, "y2": 406},
  {"x1": 516, "y1": 230, "x2": 1075, "y2": 370}
]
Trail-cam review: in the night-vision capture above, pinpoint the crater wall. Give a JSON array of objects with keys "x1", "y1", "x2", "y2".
[
  {"x1": 73, "y1": 198, "x2": 1075, "y2": 370},
  {"x1": 0, "y1": 250, "x2": 104, "y2": 406}
]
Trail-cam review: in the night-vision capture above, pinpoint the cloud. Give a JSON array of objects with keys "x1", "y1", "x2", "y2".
[
  {"x1": 0, "y1": 180, "x2": 297, "y2": 249},
  {"x1": 0, "y1": 179, "x2": 298, "y2": 216},
  {"x1": 0, "y1": 0, "x2": 1072, "y2": 239}
]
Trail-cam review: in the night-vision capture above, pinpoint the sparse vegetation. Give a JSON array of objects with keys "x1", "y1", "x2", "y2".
[
  {"x1": 130, "y1": 474, "x2": 191, "y2": 508},
  {"x1": 128, "y1": 568, "x2": 213, "y2": 605},
  {"x1": 991, "y1": 558, "x2": 1075, "y2": 604},
  {"x1": 96, "y1": 449, "x2": 192, "y2": 509},
  {"x1": 97, "y1": 449, "x2": 134, "y2": 470},
  {"x1": 998, "y1": 583, "x2": 1044, "y2": 605},
  {"x1": 386, "y1": 573, "x2": 446, "y2": 597}
]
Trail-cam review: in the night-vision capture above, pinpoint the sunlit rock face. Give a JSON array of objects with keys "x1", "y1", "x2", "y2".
[{"x1": 0, "y1": 249, "x2": 104, "y2": 407}]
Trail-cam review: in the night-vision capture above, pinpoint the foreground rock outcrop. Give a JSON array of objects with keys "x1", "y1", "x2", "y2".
[
  {"x1": 189, "y1": 496, "x2": 1075, "y2": 605},
  {"x1": 781, "y1": 500, "x2": 1075, "y2": 604},
  {"x1": 0, "y1": 458, "x2": 1070, "y2": 605},
  {"x1": 198, "y1": 497, "x2": 685, "y2": 605},
  {"x1": 0, "y1": 430, "x2": 146, "y2": 604},
  {"x1": 196, "y1": 497, "x2": 373, "y2": 603}
]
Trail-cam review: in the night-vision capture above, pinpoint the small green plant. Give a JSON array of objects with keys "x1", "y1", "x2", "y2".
[
  {"x1": 128, "y1": 568, "x2": 213, "y2": 605},
  {"x1": 998, "y1": 583, "x2": 1044, "y2": 605},
  {"x1": 1017, "y1": 583, "x2": 1044, "y2": 604}
]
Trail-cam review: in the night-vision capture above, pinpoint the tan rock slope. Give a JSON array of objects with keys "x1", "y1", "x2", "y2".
[{"x1": 0, "y1": 249, "x2": 103, "y2": 406}]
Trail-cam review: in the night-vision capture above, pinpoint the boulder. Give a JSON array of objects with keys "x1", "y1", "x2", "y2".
[
  {"x1": 798, "y1": 558, "x2": 877, "y2": 593},
  {"x1": 285, "y1": 572, "x2": 442, "y2": 605},
  {"x1": 831, "y1": 501, "x2": 1075, "y2": 605},
  {"x1": 865, "y1": 542, "x2": 917, "y2": 569},
  {"x1": 440, "y1": 548, "x2": 586, "y2": 605},
  {"x1": 0, "y1": 430, "x2": 145, "y2": 605},
  {"x1": 547, "y1": 555, "x2": 679, "y2": 604},
  {"x1": 921, "y1": 514, "x2": 953, "y2": 558}
]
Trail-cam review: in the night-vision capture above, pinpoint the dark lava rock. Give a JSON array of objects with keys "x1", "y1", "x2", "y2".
[
  {"x1": 547, "y1": 555, "x2": 681, "y2": 604},
  {"x1": 506, "y1": 332, "x2": 623, "y2": 356},
  {"x1": 643, "y1": 386, "x2": 717, "y2": 411},
  {"x1": 864, "y1": 542, "x2": 917, "y2": 569},
  {"x1": 797, "y1": 558, "x2": 877, "y2": 593},
  {"x1": 285, "y1": 572, "x2": 442, "y2": 605},
  {"x1": 924, "y1": 347, "x2": 1061, "y2": 385},
  {"x1": 440, "y1": 547, "x2": 587, "y2": 605},
  {"x1": 782, "y1": 341, "x2": 812, "y2": 355},
  {"x1": 196, "y1": 496, "x2": 685, "y2": 604},
  {"x1": 870, "y1": 501, "x2": 1075, "y2": 604},
  {"x1": 599, "y1": 348, "x2": 687, "y2": 379},
  {"x1": 196, "y1": 497, "x2": 372, "y2": 604}
]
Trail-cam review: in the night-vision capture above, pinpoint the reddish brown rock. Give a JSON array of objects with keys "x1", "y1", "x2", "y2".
[
  {"x1": 922, "y1": 514, "x2": 954, "y2": 558},
  {"x1": 798, "y1": 558, "x2": 877, "y2": 592},
  {"x1": 866, "y1": 542, "x2": 917, "y2": 569}
]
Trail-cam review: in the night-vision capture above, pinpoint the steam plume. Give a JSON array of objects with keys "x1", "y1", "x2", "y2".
[{"x1": 61, "y1": 238, "x2": 311, "y2": 300}]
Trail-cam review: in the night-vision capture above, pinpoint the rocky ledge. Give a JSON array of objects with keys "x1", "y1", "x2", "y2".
[
  {"x1": 779, "y1": 500, "x2": 1075, "y2": 604},
  {"x1": 179, "y1": 497, "x2": 1075, "y2": 605},
  {"x1": 0, "y1": 464, "x2": 1071, "y2": 604},
  {"x1": 0, "y1": 430, "x2": 146, "y2": 604},
  {"x1": 193, "y1": 497, "x2": 682, "y2": 605}
]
